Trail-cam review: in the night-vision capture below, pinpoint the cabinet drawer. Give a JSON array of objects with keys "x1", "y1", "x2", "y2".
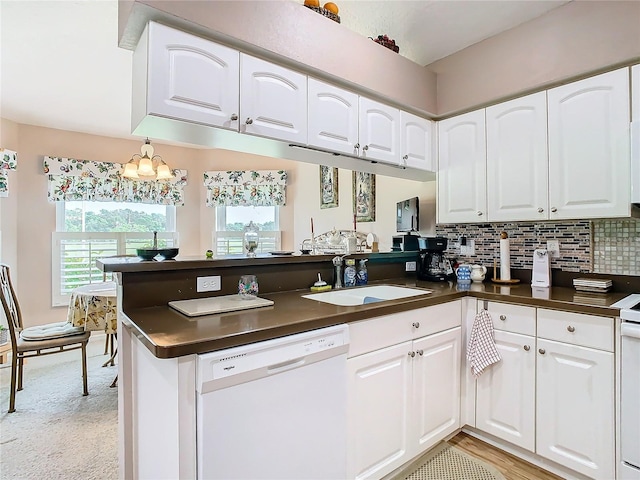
[
  {"x1": 349, "y1": 301, "x2": 461, "y2": 358},
  {"x1": 537, "y1": 309, "x2": 614, "y2": 351},
  {"x1": 485, "y1": 302, "x2": 536, "y2": 336}
]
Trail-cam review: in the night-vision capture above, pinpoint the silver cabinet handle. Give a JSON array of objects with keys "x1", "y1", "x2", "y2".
[
  {"x1": 551, "y1": 207, "x2": 557, "y2": 213},
  {"x1": 412, "y1": 322, "x2": 420, "y2": 329},
  {"x1": 567, "y1": 325, "x2": 575, "y2": 333},
  {"x1": 499, "y1": 315, "x2": 506, "y2": 321},
  {"x1": 362, "y1": 145, "x2": 369, "y2": 151},
  {"x1": 524, "y1": 345, "x2": 531, "y2": 351},
  {"x1": 408, "y1": 351, "x2": 416, "y2": 358},
  {"x1": 417, "y1": 349, "x2": 424, "y2": 356},
  {"x1": 538, "y1": 208, "x2": 544, "y2": 213},
  {"x1": 230, "y1": 114, "x2": 238, "y2": 121},
  {"x1": 354, "y1": 143, "x2": 360, "y2": 150},
  {"x1": 245, "y1": 118, "x2": 253, "y2": 125},
  {"x1": 539, "y1": 348, "x2": 546, "y2": 355},
  {"x1": 403, "y1": 155, "x2": 408, "y2": 160},
  {"x1": 477, "y1": 211, "x2": 483, "y2": 216}
]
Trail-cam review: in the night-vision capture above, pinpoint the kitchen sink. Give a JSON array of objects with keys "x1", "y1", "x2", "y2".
[{"x1": 301, "y1": 285, "x2": 432, "y2": 306}]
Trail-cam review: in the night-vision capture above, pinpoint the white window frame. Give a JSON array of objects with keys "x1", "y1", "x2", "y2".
[
  {"x1": 213, "y1": 205, "x2": 281, "y2": 256},
  {"x1": 52, "y1": 202, "x2": 178, "y2": 306}
]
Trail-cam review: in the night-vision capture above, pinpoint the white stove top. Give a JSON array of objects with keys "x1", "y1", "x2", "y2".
[{"x1": 612, "y1": 294, "x2": 640, "y2": 322}]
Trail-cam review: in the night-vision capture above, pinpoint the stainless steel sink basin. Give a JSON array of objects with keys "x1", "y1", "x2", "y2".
[{"x1": 301, "y1": 285, "x2": 432, "y2": 306}]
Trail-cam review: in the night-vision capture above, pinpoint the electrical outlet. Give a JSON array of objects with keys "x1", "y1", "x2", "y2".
[
  {"x1": 405, "y1": 261, "x2": 417, "y2": 272},
  {"x1": 547, "y1": 240, "x2": 560, "y2": 258},
  {"x1": 460, "y1": 239, "x2": 475, "y2": 256},
  {"x1": 197, "y1": 275, "x2": 221, "y2": 292}
]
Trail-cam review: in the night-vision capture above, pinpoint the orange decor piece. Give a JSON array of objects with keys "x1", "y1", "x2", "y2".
[
  {"x1": 323, "y1": 2, "x2": 339, "y2": 14},
  {"x1": 304, "y1": 0, "x2": 320, "y2": 7}
]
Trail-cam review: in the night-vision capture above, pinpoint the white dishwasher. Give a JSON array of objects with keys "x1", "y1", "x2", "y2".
[{"x1": 196, "y1": 324, "x2": 349, "y2": 480}]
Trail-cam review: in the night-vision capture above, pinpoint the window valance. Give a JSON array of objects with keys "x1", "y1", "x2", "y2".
[
  {"x1": 0, "y1": 148, "x2": 18, "y2": 198},
  {"x1": 44, "y1": 156, "x2": 188, "y2": 206},
  {"x1": 203, "y1": 170, "x2": 287, "y2": 207}
]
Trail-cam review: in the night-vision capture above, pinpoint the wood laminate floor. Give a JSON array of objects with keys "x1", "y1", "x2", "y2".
[{"x1": 448, "y1": 432, "x2": 564, "y2": 480}]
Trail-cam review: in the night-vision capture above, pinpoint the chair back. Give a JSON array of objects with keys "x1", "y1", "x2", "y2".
[{"x1": 0, "y1": 264, "x2": 22, "y2": 352}]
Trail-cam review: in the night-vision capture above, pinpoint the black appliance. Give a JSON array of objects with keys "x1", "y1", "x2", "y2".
[
  {"x1": 392, "y1": 234, "x2": 420, "y2": 252},
  {"x1": 418, "y1": 237, "x2": 453, "y2": 282}
]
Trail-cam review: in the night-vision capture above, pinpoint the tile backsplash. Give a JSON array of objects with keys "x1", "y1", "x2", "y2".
[{"x1": 435, "y1": 219, "x2": 639, "y2": 276}]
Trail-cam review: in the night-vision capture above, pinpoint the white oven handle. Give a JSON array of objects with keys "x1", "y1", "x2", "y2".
[{"x1": 621, "y1": 322, "x2": 640, "y2": 339}]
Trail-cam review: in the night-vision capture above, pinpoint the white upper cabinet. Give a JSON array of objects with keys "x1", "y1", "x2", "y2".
[
  {"x1": 486, "y1": 92, "x2": 549, "y2": 222},
  {"x1": 240, "y1": 54, "x2": 308, "y2": 145},
  {"x1": 547, "y1": 67, "x2": 630, "y2": 219},
  {"x1": 135, "y1": 22, "x2": 240, "y2": 131},
  {"x1": 359, "y1": 97, "x2": 401, "y2": 165},
  {"x1": 437, "y1": 109, "x2": 487, "y2": 223},
  {"x1": 401, "y1": 111, "x2": 435, "y2": 172},
  {"x1": 307, "y1": 78, "x2": 359, "y2": 156}
]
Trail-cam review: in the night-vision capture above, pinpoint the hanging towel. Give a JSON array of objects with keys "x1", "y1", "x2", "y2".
[{"x1": 466, "y1": 309, "x2": 501, "y2": 377}]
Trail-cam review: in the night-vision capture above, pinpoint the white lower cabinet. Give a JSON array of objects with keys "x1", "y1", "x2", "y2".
[
  {"x1": 476, "y1": 330, "x2": 536, "y2": 452},
  {"x1": 536, "y1": 338, "x2": 614, "y2": 480},
  {"x1": 347, "y1": 302, "x2": 461, "y2": 480}
]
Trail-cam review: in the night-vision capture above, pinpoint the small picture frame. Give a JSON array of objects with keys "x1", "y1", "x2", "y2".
[
  {"x1": 319, "y1": 166, "x2": 339, "y2": 209},
  {"x1": 353, "y1": 171, "x2": 376, "y2": 222}
]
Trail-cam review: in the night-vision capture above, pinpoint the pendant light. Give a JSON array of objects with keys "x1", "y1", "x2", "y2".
[{"x1": 122, "y1": 138, "x2": 174, "y2": 180}]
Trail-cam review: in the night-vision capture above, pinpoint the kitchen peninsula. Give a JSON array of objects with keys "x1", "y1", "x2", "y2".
[{"x1": 102, "y1": 254, "x2": 631, "y2": 480}]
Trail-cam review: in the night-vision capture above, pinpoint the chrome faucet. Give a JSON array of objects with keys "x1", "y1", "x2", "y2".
[{"x1": 332, "y1": 255, "x2": 347, "y2": 289}]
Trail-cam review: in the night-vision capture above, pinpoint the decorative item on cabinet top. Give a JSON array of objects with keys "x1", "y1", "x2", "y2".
[
  {"x1": 303, "y1": 1, "x2": 340, "y2": 23},
  {"x1": 370, "y1": 34, "x2": 400, "y2": 53}
]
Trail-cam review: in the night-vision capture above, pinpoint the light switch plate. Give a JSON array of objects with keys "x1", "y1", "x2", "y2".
[{"x1": 197, "y1": 275, "x2": 221, "y2": 292}]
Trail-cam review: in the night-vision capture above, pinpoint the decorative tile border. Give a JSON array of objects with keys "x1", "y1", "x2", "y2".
[{"x1": 436, "y1": 219, "x2": 640, "y2": 276}]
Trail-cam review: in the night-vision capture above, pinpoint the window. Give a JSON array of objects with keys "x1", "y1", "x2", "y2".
[
  {"x1": 213, "y1": 206, "x2": 281, "y2": 256},
  {"x1": 52, "y1": 201, "x2": 178, "y2": 306}
]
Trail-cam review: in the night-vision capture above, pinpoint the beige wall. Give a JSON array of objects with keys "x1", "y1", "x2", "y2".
[
  {"x1": 428, "y1": 1, "x2": 640, "y2": 116},
  {"x1": 4, "y1": 121, "x2": 430, "y2": 327}
]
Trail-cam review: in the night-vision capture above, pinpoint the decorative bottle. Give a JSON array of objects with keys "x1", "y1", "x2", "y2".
[
  {"x1": 243, "y1": 221, "x2": 259, "y2": 257},
  {"x1": 344, "y1": 259, "x2": 357, "y2": 287},
  {"x1": 356, "y1": 259, "x2": 368, "y2": 286}
]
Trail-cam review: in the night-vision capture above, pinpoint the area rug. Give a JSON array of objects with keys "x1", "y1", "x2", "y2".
[
  {"x1": 0, "y1": 337, "x2": 118, "y2": 480},
  {"x1": 403, "y1": 442, "x2": 506, "y2": 480}
]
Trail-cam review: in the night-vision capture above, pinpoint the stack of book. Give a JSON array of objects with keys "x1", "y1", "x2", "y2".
[{"x1": 573, "y1": 278, "x2": 612, "y2": 293}]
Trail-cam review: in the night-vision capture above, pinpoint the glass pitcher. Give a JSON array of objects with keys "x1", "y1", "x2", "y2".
[{"x1": 243, "y1": 221, "x2": 260, "y2": 257}]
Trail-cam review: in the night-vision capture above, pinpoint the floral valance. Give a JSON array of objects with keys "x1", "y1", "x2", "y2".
[
  {"x1": 44, "y1": 156, "x2": 188, "y2": 206},
  {"x1": 203, "y1": 170, "x2": 287, "y2": 207},
  {"x1": 0, "y1": 148, "x2": 18, "y2": 198}
]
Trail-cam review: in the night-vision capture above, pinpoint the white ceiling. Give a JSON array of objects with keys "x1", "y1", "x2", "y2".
[{"x1": 0, "y1": 0, "x2": 570, "y2": 143}]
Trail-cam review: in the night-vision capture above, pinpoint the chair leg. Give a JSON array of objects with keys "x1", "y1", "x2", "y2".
[
  {"x1": 81, "y1": 341, "x2": 88, "y2": 396},
  {"x1": 8, "y1": 354, "x2": 17, "y2": 413},
  {"x1": 104, "y1": 334, "x2": 109, "y2": 355},
  {"x1": 17, "y1": 357, "x2": 24, "y2": 391},
  {"x1": 110, "y1": 333, "x2": 115, "y2": 357}
]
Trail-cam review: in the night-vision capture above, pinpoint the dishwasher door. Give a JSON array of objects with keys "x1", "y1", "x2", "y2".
[{"x1": 196, "y1": 324, "x2": 349, "y2": 480}]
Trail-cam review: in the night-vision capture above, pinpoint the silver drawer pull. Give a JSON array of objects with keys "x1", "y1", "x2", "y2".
[
  {"x1": 412, "y1": 322, "x2": 420, "y2": 329},
  {"x1": 537, "y1": 208, "x2": 544, "y2": 213},
  {"x1": 499, "y1": 315, "x2": 506, "y2": 321},
  {"x1": 524, "y1": 345, "x2": 530, "y2": 351},
  {"x1": 551, "y1": 207, "x2": 557, "y2": 213},
  {"x1": 230, "y1": 113, "x2": 238, "y2": 121},
  {"x1": 567, "y1": 325, "x2": 575, "y2": 333},
  {"x1": 417, "y1": 349, "x2": 424, "y2": 356},
  {"x1": 245, "y1": 118, "x2": 254, "y2": 125},
  {"x1": 538, "y1": 348, "x2": 546, "y2": 355},
  {"x1": 408, "y1": 351, "x2": 415, "y2": 358}
]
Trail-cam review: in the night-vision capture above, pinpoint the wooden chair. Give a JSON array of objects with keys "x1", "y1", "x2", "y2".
[{"x1": 0, "y1": 264, "x2": 91, "y2": 413}]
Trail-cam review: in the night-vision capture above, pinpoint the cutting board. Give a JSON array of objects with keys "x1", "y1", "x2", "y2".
[{"x1": 169, "y1": 295, "x2": 274, "y2": 317}]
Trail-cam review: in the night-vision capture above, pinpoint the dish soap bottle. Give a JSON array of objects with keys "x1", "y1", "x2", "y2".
[
  {"x1": 344, "y1": 259, "x2": 357, "y2": 287},
  {"x1": 356, "y1": 259, "x2": 368, "y2": 286}
]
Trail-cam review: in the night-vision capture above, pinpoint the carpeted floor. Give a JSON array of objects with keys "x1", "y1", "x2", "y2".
[
  {"x1": 0, "y1": 336, "x2": 118, "y2": 479},
  {"x1": 401, "y1": 442, "x2": 506, "y2": 480}
]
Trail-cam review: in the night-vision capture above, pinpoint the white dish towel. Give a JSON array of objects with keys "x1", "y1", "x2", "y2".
[{"x1": 466, "y1": 309, "x2": 502, "y2": 377}]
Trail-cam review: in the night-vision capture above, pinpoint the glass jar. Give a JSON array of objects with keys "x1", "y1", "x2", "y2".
[{"x1": 243, "y1": 221, "x2": 260, "y2": 257}]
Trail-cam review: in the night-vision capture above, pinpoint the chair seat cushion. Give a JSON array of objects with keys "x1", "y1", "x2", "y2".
[{"x1": 20, "y1": 321, "x2": 86, "y2": 341}]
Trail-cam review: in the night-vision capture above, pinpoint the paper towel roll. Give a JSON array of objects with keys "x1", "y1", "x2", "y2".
[{"x1": 500, "y1": 238, "x2": 511, "y2": 280}]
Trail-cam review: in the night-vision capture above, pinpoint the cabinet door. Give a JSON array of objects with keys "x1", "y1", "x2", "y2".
[
  {"x1": 146, "y1": 22, "x2": 239, "y2": 130},
  {"x1": 240, "y1": 54, "x2": 307, "y2": 144},
  {"x1": 358, "y1": 97, "x2": 401, "y2": 165},
  {"x1": 308, "y1": 78, "x2": 359, "y2": 156},
  {"x1": 486, "y1": 92, "x2": 548, "y2": 222},
  {"x1": 632, "y1": 64, "x2": 640, "y2": 122},
  {"x1": 547, "y1": 67, "x2": 630, "y2": 219},
  {"x1": 347, "y1": 341, "x2": 412, "y2": 480},
  {"x1": 401, "y1": 111, "x2": 435, "y2": 171},
  {"x1": 476, "y1": 331, "x2": 535, "y2": 452},
  {"x1": 411, "y1": 327, "x2": 461, "y2": 456},
  {"x1": 536, "y1": 338, "x2": 614, "y2": 480},
  {"x1": 437, "y1": 109, "x2": 486, "y2": 223}
]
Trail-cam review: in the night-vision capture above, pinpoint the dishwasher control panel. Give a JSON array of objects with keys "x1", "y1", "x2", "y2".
[{"x1": 196, "y1": 324, "x2": 349, "y2": 391}]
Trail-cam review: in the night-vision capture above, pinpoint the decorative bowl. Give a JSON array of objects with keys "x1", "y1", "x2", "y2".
[
  {"x1": 159, "y1": 248, "x2": 179, "y2": 260},
  {"x1": 136, "y1": 248, "x2": 160, "y2": 261}
]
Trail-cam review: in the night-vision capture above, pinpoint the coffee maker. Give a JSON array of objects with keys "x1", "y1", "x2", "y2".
[{"x1": 418, "y1": 237, "x2": 453, "y2": 282}]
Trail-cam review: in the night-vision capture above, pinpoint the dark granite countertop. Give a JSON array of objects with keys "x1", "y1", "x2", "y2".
[{"x1": 123, "y1": 277, "x2": 630, "y2": 359}]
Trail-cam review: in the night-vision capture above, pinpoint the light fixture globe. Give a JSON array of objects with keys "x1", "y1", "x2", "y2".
[
  {"x1": 137, "y1": 156, "x2": 155, "y2": 177},
  {"x1": 122, "y1": 159, "x2": 140, "y2": 179},
  {"x1": 155, "y1": 162, "x2": 173, "y2": 180},
  {"x1": 121, "y1": 138, "x2": 173, "y2": 180}
]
